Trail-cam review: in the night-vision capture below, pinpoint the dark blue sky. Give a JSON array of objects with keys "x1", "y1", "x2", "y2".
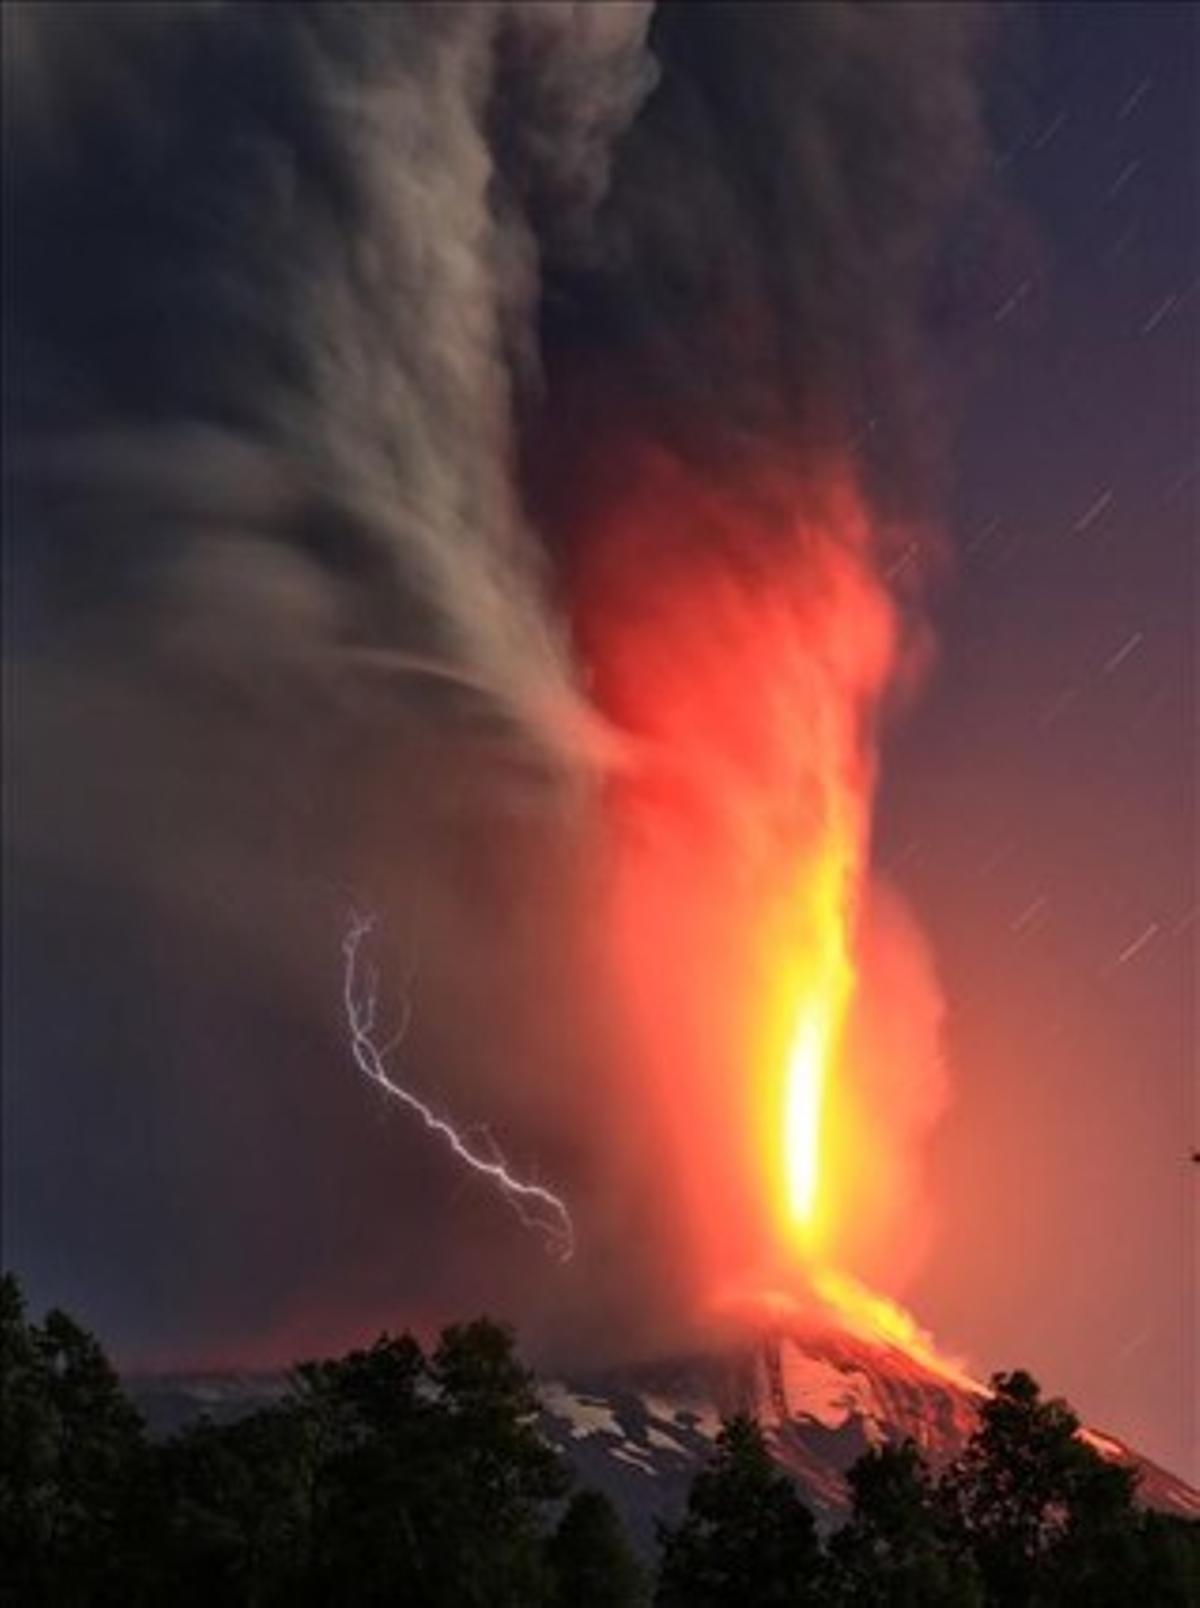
[{"x1": 880, "y1": 0, "x2": 1196, "y2": 1480}]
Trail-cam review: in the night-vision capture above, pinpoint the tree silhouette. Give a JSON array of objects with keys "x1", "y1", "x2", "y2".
[
  {"x1": 547, "y1": 1487, "x2": 645, "y2": 1608},
  {"x1": 292, "y1": 1331, "x2": 430, "y2": 1602},
  {"x1": 0, "y1": 1273, "x2": 146, "y2": 1603},
  {"x1": 941, "y1": 1370, "x2": 1140, "y2": 1607},
  {"x1": 421, "y1": 1317, "x2": 570, "y2": 1607},
  {"x1": 655, "y1": 1414, "x2": 824, "y2": 1607},
  {"x1": 4, "y1": 1274, "x2": 1197, "y2": 1608},
  {"x1": 830, "y1": 1438, "x2": 981, "y2": 1606},
  {"x1": 0, "y1": 1272, "x2": 56, "y2": 1597},
  {"x1": 1133, "y1": 1511, "x2": 1200, "y2": 1607},
  {"x1": 293, "y1": 1319, "x2": 568, "y2": 1606},
  {"x1": 141, "y1": 1402, "x2": 315, "y2": 1605}
]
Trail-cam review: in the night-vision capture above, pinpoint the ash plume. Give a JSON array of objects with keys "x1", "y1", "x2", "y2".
[{"x1": 3, "y1": 3, "x2": 1000, "y2": 1365}]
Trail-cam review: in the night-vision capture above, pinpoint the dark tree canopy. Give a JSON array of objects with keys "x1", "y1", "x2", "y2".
[
  {"x1": 654, "y1": 1414, "x2": 824, "y2": 1607},
  {"x1": 939, "y1": 1369, "x2": 1194, "y2": 1608},
  {"x1": 2, "y1": 1275, "x2": 1197, "y2": 1608},
  {"x1": 547, "y1": 1488, "x2": 646, "y2": 1608},
  {"x1": 829, "y1": 1438, "x2": 982, "y2": 1606},
  {"x1": 0, "y1": 1282, "x2": 582, "y2": 1608},
  {"x1": 0, "y1": 1273, "x2": 146, "y2": 1604}
]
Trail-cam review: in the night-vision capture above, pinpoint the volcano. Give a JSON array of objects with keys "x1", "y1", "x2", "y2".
[
  {"x1": 130, "y1": 1322, "x2": 1198, "y2": 1554},
  {"x1": 536, "y1": 1323, "x2": 1199, "y2": 1550}
]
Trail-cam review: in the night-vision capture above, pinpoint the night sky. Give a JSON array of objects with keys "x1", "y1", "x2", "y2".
[
  {"x1": 3, "y1": 3, "x2": 1196, "y2": 1486},
  {"x1": 881, "y1": 1, "x2": 1196, "y2": 1482}
]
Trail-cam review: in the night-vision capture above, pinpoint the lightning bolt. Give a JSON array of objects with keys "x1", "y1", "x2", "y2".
[{"x1": 342, "y1": 909, "x2": 575, "y2": 1262}]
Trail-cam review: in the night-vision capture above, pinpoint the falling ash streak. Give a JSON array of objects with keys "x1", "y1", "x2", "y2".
[
  {"x1": 1071, "y1": 489, "x2": 1115, "y2": 536},
  {"x1": 341, "y1": 910, "x2": 575, "y2": 1262},
  {"x1": 1140, "y1": 294, "x2": 1180, "y2": 336},
  {"x1": 1118, "y1": 78, "x2": 1152, "y2": 121},
  {"x1": 1111, "y1": 921, "x2": 1160, "y2": 969},
  {"x1": 1102, "y1": 630, "x2": 1144, "y2": 674}
]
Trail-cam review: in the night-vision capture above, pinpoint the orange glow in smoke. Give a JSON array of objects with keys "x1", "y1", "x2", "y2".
[{"x1": 570, "y1": 441, "x2": 954, "y2": 1366}]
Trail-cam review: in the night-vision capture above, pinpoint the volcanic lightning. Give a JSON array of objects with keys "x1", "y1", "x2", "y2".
[{"x1": 342, "y1": 910, "x2": 575, "y2": 1262}]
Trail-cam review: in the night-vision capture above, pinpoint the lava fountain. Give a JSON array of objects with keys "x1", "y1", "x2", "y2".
[{"x1": 569, "y1": 441, "x2": 958, "y2": 1371}]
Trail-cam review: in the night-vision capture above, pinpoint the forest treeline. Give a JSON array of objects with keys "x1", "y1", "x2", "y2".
[{"x1": 1, "y1": 1273, "x2": 1196, "y2": 1606}]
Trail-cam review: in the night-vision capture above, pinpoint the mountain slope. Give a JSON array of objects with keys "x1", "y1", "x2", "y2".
[
  {"x1": 130, "y1": 1322, "x2": 1199, "y2": 1554},
  {"x1": 537, "y1": 1324, "x2": 1198, "y2": 1548}
]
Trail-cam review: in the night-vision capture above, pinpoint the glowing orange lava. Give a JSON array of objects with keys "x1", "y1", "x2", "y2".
[
  {"x1": 780, "y1": 821, "x2": 856, "y2": 1246},
  {"x1": 570, "y1": 441, "x2": 959, "y2": 1373}
]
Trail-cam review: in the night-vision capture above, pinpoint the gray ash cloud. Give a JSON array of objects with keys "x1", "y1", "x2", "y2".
[{"x1": 3, "y1": 3, "x2": 999, "y2": 1362}]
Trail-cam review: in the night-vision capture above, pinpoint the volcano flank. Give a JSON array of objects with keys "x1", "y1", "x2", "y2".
[{"x1": 132, "y1": 1321, "x2": 1200, "y2": 1556}]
